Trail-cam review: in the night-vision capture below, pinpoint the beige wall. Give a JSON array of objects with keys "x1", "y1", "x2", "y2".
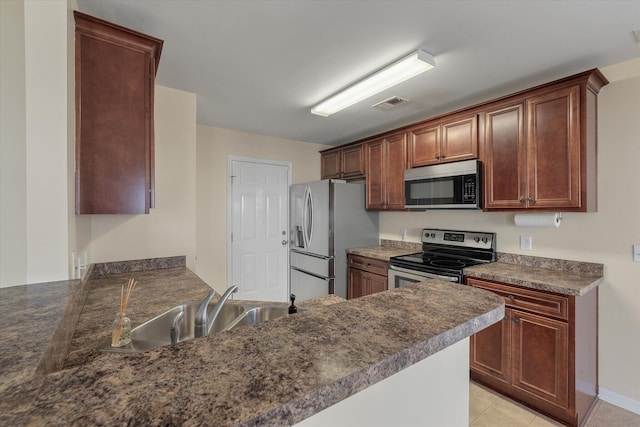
[
  {"x1": 89, "y1": 86, "x2": 198, "y2": 269},
  {"x1": 0, "y1": 0, "x2": 27, "y2": 287},
  {"x1": 380, "y1": 59, "x2": 640, "y2": 404},
  {"x1": 0, "y1": 0, "x2": 75, "y2": 287},
  {"x1": 195, "y1": 125, "x2": 328, "y2": 292}
]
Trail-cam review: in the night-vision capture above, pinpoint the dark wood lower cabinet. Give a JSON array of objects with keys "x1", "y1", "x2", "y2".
[
  {"x1": 470, "y1": 308, "x2": 511, "y2": 384},
  {"x1": 468, "y1": 277, "x2": 598, "y2": 427},
  {"x1": 347, "y1": 255, "x2": 388, "y2": 299},
  {"x1": 512, "y1": 309, "x2": 569, "y2": 409}
]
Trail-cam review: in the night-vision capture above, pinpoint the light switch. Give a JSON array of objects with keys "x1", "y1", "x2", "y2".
[
  {"x1": 520, "y1": 236, "x2": 532, "y2": 251},
  {"x1": 634, "y1": 244, "x2": 640, "y2": 262}
]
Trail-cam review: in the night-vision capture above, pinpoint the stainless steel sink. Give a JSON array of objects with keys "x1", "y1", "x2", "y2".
[
  {"x1": 99, "y1": 302, "x2": 306, "y2": 353},
  {"x1": 225, "y1": 306, "x2": 298, "y2": 329}
]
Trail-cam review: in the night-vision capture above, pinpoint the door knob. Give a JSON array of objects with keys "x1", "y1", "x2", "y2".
[{"x1": 282, "y1": 240, "x2": 288, "y2": 246}]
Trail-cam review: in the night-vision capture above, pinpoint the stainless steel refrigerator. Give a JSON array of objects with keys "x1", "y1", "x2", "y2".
[{"x1": 290, "y1": 180, "x2": 379, "y2": 301}]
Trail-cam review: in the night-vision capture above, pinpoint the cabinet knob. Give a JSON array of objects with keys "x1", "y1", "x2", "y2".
[
  {"x1": 513, "y1": 317, "x2": 520, "y2": 324},
  {"x1": 527, "y1": 197, "x2": 535, "y2": 203},
  {"x1": 435, "y1": 155, "x2": 440, "y2": 159},
  {"x1": 508, "y1": 294, "x2": 515, "y2": 301},
  {"x1": 519, "y1": 197, "x2": 526, "y2": 203},
  {"x1": 440, "y1": 153, "x2": 446, "y2": 158}
]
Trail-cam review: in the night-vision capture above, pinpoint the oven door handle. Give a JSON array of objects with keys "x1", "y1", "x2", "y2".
[{"x1": 388, "y1": 265, "x2": 459, "y2": 282}]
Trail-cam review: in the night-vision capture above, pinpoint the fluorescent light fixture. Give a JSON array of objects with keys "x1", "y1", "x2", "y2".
[{"x1": 311, "y1": 49, "x2": 435, "y2": 117}]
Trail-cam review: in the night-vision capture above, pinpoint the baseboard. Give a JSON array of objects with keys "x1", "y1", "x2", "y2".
[{"x1": 599, "y1": 387, "x2": 640, "y2": 415}]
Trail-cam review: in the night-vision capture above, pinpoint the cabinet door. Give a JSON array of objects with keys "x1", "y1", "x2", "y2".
[
  {"x1": 367, "y1": 273, "x2": 388, "y2": 295},
  {"x1": 483, "y1": 103, "x2": 526, "y2": 209},
  {"x1": 408, "y1": 124, "x2": 440, "y2": 167},
  {"x1": 348, "y1": 268, "x2": 365, "y2": 299},
  {"x1": 365, "y1": 139, "x2": 386, "y2": 209},
  {"x1": 470, "y1": 310, "x2": 511, "y2": 384},
  {"x1": 383, "y1": 133, "x2": 407, "y2": 210},
  {"x1": 526, "y1": 86, "x2": 580, "y2": 209},
  {"x1": 321, "y1": 151, "x2": 341, "y2": 179},
  {"x1": 341, "y1": 145, "x2": 365, "y2": 179},
  {"x1": 75, "y1": 12, "x2": 161, "y2": 214},
  {"x1": 511, "y1": 310, "x2": 569, "y2": 409},
  {"x1": 441, "y1": 115, "x2": 478, "y2": 162}
]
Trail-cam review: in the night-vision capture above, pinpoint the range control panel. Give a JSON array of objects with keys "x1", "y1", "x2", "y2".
[{"x1": 421, "y1": 228, "x2": 495, "y2": 250}]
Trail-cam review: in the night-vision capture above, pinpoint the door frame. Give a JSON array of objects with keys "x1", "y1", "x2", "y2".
[{"x1": 226, "y1": 155, "x2": 292, "y2": 293}]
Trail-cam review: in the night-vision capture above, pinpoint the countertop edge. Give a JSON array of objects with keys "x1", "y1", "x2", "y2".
[
  {"x1": 241, "y1": 301, "x2": 504, "y2": 426},
  {"x1": 464, "y1": 265, "x2": 603, "y2": 296}
]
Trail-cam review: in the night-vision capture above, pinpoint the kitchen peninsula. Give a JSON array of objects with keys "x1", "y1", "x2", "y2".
[{"x1": 1, "y1": 257, "x2": 503, "y2": 426}]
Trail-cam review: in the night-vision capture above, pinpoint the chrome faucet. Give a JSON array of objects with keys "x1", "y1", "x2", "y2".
[
  {"x1": 170, "y1": 310, "x2": 184, "y2": 346},
  {"x1": 194, "y1": 286, "x2": 238, "y2": 338}
]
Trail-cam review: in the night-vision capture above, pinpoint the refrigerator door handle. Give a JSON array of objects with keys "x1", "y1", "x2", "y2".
[
  {"x1": 290, "y1": 249, "x2": 332, "y2": 260},
  {"x1": 291, "y1": 266, "x2": 332, "y2": 281},
  {"x1": 303, "y1": 185, "x2": 313, "y2": 249}
]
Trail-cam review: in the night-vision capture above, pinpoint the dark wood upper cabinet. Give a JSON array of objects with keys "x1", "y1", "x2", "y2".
[
  {"x1": 74, "y1": 11, "x2": 163, "y2": 214},
  {"x1": 365, "y1": 133, "x2": 406, "y2": 210},
  {"x1": 483, "y1": 70, "x2": 607, "y2": 212},
  {"x1": 408, "y1": 114, "x2": 478, "y2": 168},
  {"x1": 323, "y1": 69, "x2": 606, "y2": 213},
  {"x1": 483, "y1": 102, "x2": 526, "y2": 209},
  {"x1": 320, "y1": 150, "x2": 341, "y2": 179},
  {"x1": 320, "y1": 144, "x2": 365, "y2": 180}
]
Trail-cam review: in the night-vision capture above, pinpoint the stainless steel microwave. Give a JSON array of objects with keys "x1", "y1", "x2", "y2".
[{"x1": 404, "y1": 159, "x2": 481, "y2": 209}]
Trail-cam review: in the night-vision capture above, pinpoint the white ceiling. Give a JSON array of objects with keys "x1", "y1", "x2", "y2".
[{"x1": 76, "y1": 0, "x2": 640, "y2": 146}]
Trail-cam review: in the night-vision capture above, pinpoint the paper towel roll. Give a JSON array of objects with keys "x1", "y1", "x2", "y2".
[{"x1": 514, "y1": 213, "x2": 562, "y2": 227}]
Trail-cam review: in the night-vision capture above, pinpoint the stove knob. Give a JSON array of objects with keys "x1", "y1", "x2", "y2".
[
  {"x1": 430, "y1": 233, "x2": 436, "y2": 238},
  {"x1": 474, "y1": 237, "x2": 480, "y2": 243},
  {"x1": 482, "y1": 237, "x2": 488, "y2": 244}
]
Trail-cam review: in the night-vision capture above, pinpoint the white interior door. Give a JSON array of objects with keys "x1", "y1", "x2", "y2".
[{"x1": 228, "y1": 157, "x2": 290, "y2": 302}]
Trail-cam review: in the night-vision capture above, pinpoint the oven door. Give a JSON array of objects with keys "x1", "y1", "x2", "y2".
[{"x1": 387, "y1": 265, "x2": 459, "y2": 290}]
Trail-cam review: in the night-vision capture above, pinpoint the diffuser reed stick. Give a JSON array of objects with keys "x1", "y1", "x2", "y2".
[{"x1": 112, "y1": 278, "x2": 137, "y2": 346}]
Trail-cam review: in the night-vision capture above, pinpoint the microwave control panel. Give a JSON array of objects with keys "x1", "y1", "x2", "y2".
[{"x1": 462, "y1": 175, "x2": 477, "y2": 202}]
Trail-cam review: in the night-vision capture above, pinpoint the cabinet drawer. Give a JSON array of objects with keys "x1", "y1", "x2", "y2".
[
  {"x1": 467, "y1": 278, "x2": 568, "y2": 321},
  {"x1": 348, "y1": 255, "x2": 388, "y2": 277}
]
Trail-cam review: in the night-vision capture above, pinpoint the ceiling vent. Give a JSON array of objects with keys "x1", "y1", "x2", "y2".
[{"x1": 372, "y1": 96, "x2": 409, "y2": 111}]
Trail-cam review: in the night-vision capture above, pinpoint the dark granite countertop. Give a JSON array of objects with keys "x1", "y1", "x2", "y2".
[
  {"x1": 1, "y1": 259, "x2": 503, "y2": 426},
  {"x1": 464, "y1": 253, "x2": 604, "y2": 296}
]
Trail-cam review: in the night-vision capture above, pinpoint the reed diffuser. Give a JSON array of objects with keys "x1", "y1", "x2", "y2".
[{"x1": 111, "y1": 278, "x2": 137, "y2": 347}]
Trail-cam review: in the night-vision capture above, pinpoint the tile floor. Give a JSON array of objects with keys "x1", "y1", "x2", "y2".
[{"x1": 470, "y1": 381, "x2": 640, "y2": 426}]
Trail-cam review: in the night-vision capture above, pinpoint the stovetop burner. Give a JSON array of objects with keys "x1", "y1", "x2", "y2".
[
  {"x1": 391, "y1": 252, "x2": 487, "y2": 272},
  {"x1": 389, "y1": 228, "x2": 496, "y2": 276}
]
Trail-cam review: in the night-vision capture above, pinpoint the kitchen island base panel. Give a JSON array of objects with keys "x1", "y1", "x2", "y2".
[{"x1": 296, "y1": 338, "x2": 469, "y2": 427}]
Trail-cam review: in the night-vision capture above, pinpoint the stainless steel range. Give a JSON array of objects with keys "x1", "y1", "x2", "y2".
[{"x1": 388, "y1": 228, "x2": 496, "y2": 289}]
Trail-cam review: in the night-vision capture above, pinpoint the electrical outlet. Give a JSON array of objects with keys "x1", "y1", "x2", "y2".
[
  {"x1": 520, "y1": 235, "x2": 532, "y2": 251},
  {"x1": 634, "y1": 244, "x2": 640, "y2": 262}
]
